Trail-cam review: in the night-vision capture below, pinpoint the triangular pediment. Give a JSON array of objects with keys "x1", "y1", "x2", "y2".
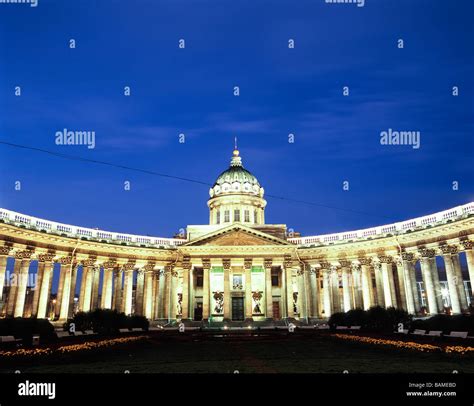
[{"x1": 185, "y1": 224, "x2": 291, "y2": 247}]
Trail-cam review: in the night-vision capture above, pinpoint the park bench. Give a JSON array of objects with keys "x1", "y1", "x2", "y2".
[
  {"x1": 412, "y1": 329, "x2": 426, "y2": 336},
  {"x1": 446, "y1": 331, "x2": 468, "y2": 339},
  {"x1": 56, "y1": 331, "x2": 72, "y2": 338},
  {"x1": 0, "y1": 335, "x2": 17, "y2": 343},
  {"x1": 118, "y1": 328, "x2": 129, "y2": 333},
  {"x1": 349, "y1": 326, "x2": 361, "y2": 330},
  {"x1": 427, "y1": 330, "x2": 442, "y2": 337},
  {"x1": 395, "y1": 329, "x2": 409, "y2": 334},
  {"x1": 336, "y1": 326, "x2": 349, "y2": 330}
]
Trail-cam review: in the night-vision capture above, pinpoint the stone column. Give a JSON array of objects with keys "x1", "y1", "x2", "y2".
[
  {"x1": 401, "y1": 253, "x2": 416, "y2": 315},
  {"x1": 31, "y1": 259, "x2": 46, "y2": 317},
  {"x1": 297, "y1": 266, "x2": 307, "y2": 320},
  {"x1": 244, "y1": 259, "x2": 253, "y2": 319},
  {"x1": 441, "y1": 246, "x2": 461, "y2": 314},
  {"x1": 0, "y1": 247, "x2": 11, "y2": 303},
  {"x1": 37, "y1": 256, "x2": 54, "y2": 318},
  {"x1": 223, "y1": 260, "x2": 232, "y2": 319},
  {"x1": 182, "y1": 266, "x2": 190, "y2": 320},
  {"x1": 360, "y1": 259, "x2": 373, "y2": 310},
  {"x1": 170, "y1": 269, "x2": 178, "y2": 320},
  {"x1": 429, "y1": 257, "x2": 444, "y2": 312},
  {"x1": 285, "y1": 265, "x2": 295, "y2": 318},
  {"x1": 373, "y1": 261, "x2": 385, "y2": 307},
  {"x1": 451, "y1": 252, "x2": 468, "y2": 311},
  {"x1": 330, "y1": 266, "x2": 340, "y2": 313},
  {"x1": 202, "y1": 260, "x2": 210, "y2": 320},
  {"x1": 341, "y1": 266, "x2": 352, "y2": 312},
  {"x1": 157, "y1": 269, "x2": 166, "y2": 319},
  {"x1": 123, "y1": 269, "x2": 133, "y2": 315},
  {"x1": 322, "y1": 268, "x2": 332, "y2": 318},
  {"x1": 112, "y1": 268, "x2": 122, "y2": 312},
  {"x1": 264, "y1": 259, "x2": 273, "y2": 319},
  {"x1": 152, "y1": 270, "x2": 160, "y2": 319},
  {"x1": 395, "y1": 259, "x2": 407, "y2": 311},
  {"x1": 12, "y1": 253, "x2": 32, "y2": 317},
  {"x1": 379, "y1": 256, "x2": 397, "y2": 308},
  {"x1": 101, "y1": 265, "x2": 114, "y2": 310},
  {"x1": 58, "y1": 258, "x2": 73, "y2": 320},
  {"x1": 419, "y1": 250, "x2": 438, "y2": 314},
  {"x1": 81, "y1": 265, "x2": 93, "y2": 313},
  {"x1": 145, "y1": 270, "x2": 154, "y2": 319},
  {"x1": 78, "y1": 265, "x2": 88, "y2": 311},
  {"x1": 462, "y1": 241, "x2": 474, "y2": 298},
  {"x1": 91, "y1": 266, "x2": 100, "y2": 310},
  {"x1": 309, "y1": 267, "x2": 319, "y2": 317},
  {"x1": 135, "y1": 269, "x2": 145, "y2": 315},
  {"x1": 409, "y1": 261, "x2": 421, "y2": 312},
  {"x1": 351, "y1": 263, "x2": 363, "y2": 309},
  {"x1": 67, "y1": 263, "x2": 79, "y2": 318}
]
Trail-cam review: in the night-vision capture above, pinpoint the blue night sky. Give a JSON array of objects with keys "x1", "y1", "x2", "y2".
[{"x1": 0, "y1": 0, "x2": 473, "y2": 239}]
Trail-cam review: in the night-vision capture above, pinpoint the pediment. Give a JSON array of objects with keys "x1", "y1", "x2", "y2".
[{"x1": 185, "y1": 225, "x2": 291, "y2": 247}]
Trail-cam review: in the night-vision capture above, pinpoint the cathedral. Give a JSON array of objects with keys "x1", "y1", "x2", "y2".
[{"x1": 0, "y1": 147, "x2": 473, "y2": 323}]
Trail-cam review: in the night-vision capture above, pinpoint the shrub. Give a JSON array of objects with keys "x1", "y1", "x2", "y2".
[{"x1": 0, "y1": 317, "x2": 56, "y2": 345}]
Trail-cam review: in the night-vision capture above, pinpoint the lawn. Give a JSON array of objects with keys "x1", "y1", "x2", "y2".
[{"x1": 2, "y1": 333, "x2": 473, "y2": 374}]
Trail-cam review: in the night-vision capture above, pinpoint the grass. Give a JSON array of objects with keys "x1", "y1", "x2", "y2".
[{"x1": 2, "y1": 334, "x2": 473, "y2": 374}]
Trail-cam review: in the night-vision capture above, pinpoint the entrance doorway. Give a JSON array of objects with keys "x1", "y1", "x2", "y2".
[
  {"x1": 194, "y1": 302, "x2": 203, "y2": 321},
  {"x1": 272, "y1": 301, "x2": 281, "y2": 319},
  {"x1": 232, "y1": 297, "x2": 244, "y2": 321}
]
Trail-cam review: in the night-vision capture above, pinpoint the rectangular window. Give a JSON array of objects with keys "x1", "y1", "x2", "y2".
[
  {"x1": 244, "y1": 210, "x2": 250, "y2": 222},
  {"x1": 233, "y1": 274, "x2": 243, "y2": 290},
  {"x1": 196, "y1": 269, "x2": 203, "y2": 287},
  {"x1": 224, "y1": 210, "x2": 230, "y2": 222},
  {"x1": 254, "y1": 210, "x2": 258, "y2": 224},
  {"x1": 216, "y1": 211, "x2": 220, "y2": 224},
  {"x1": 234, "y1": 209, "x2": 240, "y2": 222},
  {"x1": 271, "y1": 271, "x2": 279, "y2": 287}
]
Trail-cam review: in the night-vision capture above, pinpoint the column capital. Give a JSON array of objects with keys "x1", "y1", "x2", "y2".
[
  {"x1": 263, "y1": 258, "x2": 273, "y2": 270},
  {"x1": 439, "y1": 245, "x2": 458, "y2": 256},
  {"x1": 401, "y1": 252, "x2": 415, "y2": 262},
  {"x1": 351, "y1": 263, "x2": 361, "y2": 273},
  {"x1": 461, "y1": 240, "x2": 474, "y2": 250},
  {"x1": 223, "y1": 258, "x2": 232, "y2": 271},
  {"x1": 0, "y1": 246, "x2": 12, "y2": 256},
  {"x1": 81, "y1": 258, "x2": 97, "y2": 267},
  {"x1": 102, "y1": 259, "x2": 118, "y2": 269},
  {"x1": 122, "y1": 261, "x2": 137, "y2": 271},
  {"x1": 38, "y1": 253, "x2": 55, "y2": 263},
  {"x1": 338, "y1": 259, "x2": 352, "y2": 268},
  {"x1": 244, "y1": 258, "x2": 253, "y2": 270},
  {"x1": 378, "y1": 255, "x2": 393, "y2": 264},
  {"x1": 202, "y1": 258, "x2": 211, "y2": 270},
  {"x1": 14, "y1": 250, "x2": 33, "y2": 260},
  {"x1": 358, "y1": 257, "x2": 372, "y2": 266},
  {"x1": 419, "y1": 248, "x2": 436, "y2": 258},
  {"x1": 142, "y1": 262, "x2": 155, "y2": 273},
  {"x1": 283, "y1": 254, "x2": 293, "y2": 268}
]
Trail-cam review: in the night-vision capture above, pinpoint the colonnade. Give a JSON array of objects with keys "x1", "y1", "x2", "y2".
[{"x1": 0, "y1": 241, "x2": 473, "y2": 321}]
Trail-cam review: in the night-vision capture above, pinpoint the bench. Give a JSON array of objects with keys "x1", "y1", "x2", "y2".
[
  {"x1": 0, "y1": 335, "x2": 16, "y2": 343},
  {"x1": 56, "y1": 331, "x2": 72, "y2": 338},
  {"x1": 315, "y1": 325, "x2": 330, "y2": 330},
  {"x1": 349, "y1": 326, "x2": 361, "y2": 330},
  {"x1": 119, "y1": 328, "x2": 130, "y2": 333},
  {"x1": 299, "y1": 325, "x2": 315, "y2": 330},
  {"x1": 395, "y1": 329, "x2": 409, "y2": 334},
  {"x1": 336, "y1": 326, "x2": 349, "y2": 330},
  {"x1": 446, "y1": 331, "x2": 468, "y2": 339},
  {"x1": 427, "y1": 330, "x2": 442, "y2": 337},
  {"x1": 412, "y1": 329, "x2": 426, "y2": 336}
]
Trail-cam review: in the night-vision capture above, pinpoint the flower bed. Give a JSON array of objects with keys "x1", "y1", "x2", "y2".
[
  {"x1": 0, "y1": 336, "x2": 149, "y2": 360},
  {"x1": 332, "y1": 333, "x2": 474, "y2": 355}
]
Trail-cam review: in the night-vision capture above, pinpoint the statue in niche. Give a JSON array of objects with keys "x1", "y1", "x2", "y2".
[
  {"x1": 252, "y1": 291, "x2": 263, "y2": 314},
  {"x1": 213, "y1": 291, "x2": 224, "y2": 314}
]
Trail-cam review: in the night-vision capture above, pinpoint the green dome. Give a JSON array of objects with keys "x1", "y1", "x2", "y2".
[
  {"x1": 213, "y1": 166, "x2": 260, "y2": 188},
  {"x1": 209, "y1": 148, "x2": 263, "y2": 197}
]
